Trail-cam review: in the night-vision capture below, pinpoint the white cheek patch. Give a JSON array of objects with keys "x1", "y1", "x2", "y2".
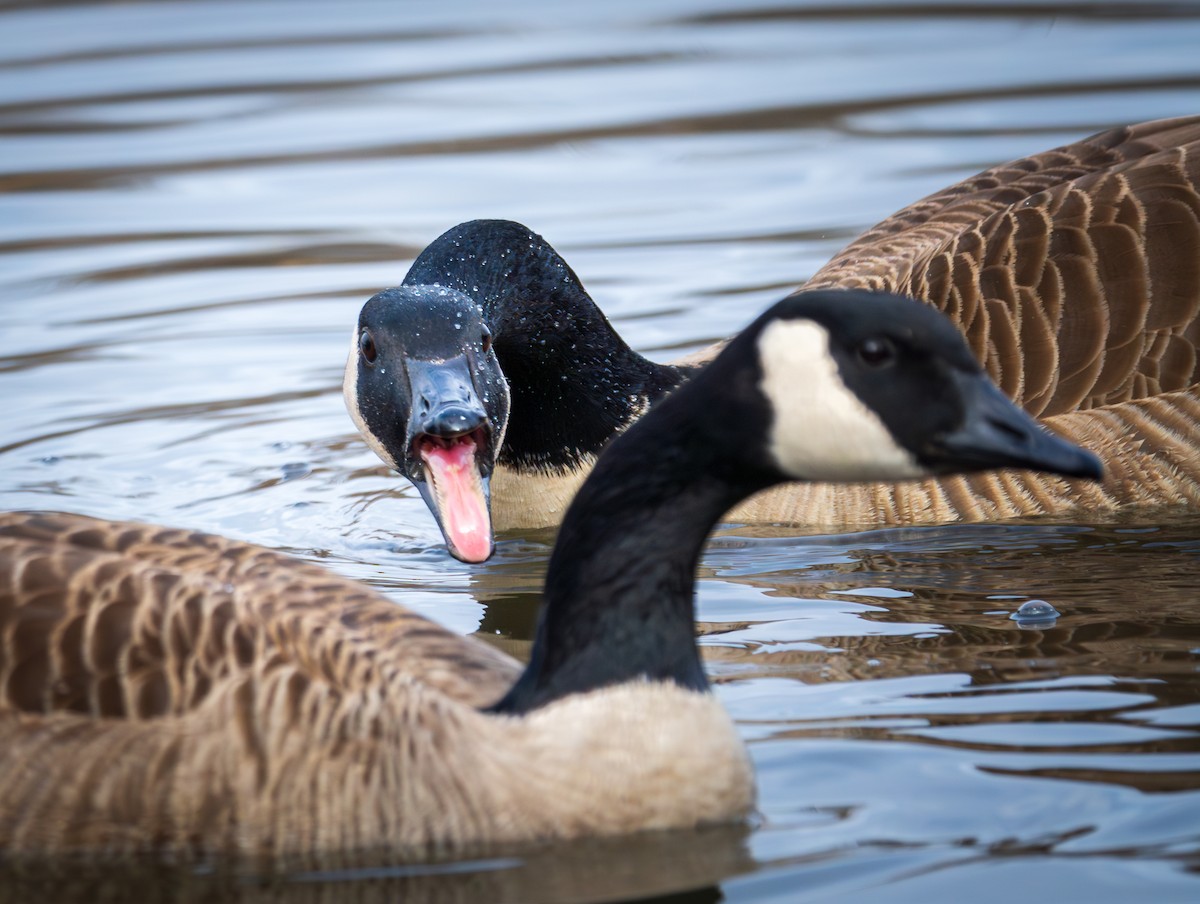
[
  {"x1": 757, "y1": 320, "x2": 927, "y2": 481},
  {"x1": 343, "y1": 331, "x2": 400, "y2": 471}
]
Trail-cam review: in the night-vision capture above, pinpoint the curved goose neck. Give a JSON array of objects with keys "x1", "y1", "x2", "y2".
[
  {"x1": 491, "y1": 348, "x2": 776, "y2": 714},
  {"x1": 405, "y1": 220, "x2": 692, "y2": 473}
]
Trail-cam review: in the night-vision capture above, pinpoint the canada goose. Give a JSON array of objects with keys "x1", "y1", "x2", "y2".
[
  {"x1": 347, "y1": 116, "x2": 1200, "y2": 561},
  {"x1": 0, "y1": 291, "x2": 1099, "y2": 862}
]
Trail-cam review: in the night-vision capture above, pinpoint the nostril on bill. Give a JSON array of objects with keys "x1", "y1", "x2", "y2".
[{"x1": 988, "y1": 417, "x2": 1027, "y2": 444}]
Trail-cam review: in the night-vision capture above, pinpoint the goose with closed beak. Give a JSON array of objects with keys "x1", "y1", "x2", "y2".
[
  {"x1": 347, "y1": 116, "x2": 1200, "y2": 561},
  {"x1": 2, "y1": 290, "x2": 1100, "y2": 862}
]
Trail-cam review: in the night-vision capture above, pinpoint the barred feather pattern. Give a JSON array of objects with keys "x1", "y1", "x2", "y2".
[
  {"x1": 748, "y1": 116, "x2": 1200, "y2": 525},
  {"x1": 0, "y1": 512, "x2": 753, "y2": 863}
]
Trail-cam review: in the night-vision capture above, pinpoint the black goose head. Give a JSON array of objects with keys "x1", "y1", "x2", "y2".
[
  {"x1": 348, "y1": 220, "x2": 687, "y2": 563},
  {"x1": 344, "y1": 285, "x2": 510, "y2": 563},
  {"x1": 403, "y1": 219, "x2": 685, "y2": 473},
  {"x1": 706, "y1": 288, "x2": 1104, "y2": 484}
]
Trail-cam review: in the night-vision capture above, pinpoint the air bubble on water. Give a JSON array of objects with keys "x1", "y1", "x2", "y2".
[
  {"x1": 281, "y1": 462, "x2": 312, "y2": 481},
  {"x1": 1010, "y1": 599, "x2": 1060, "y2": 627}
]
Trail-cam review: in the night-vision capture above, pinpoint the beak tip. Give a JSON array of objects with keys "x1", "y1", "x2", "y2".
[
  {"x1": 447, "y1": 540, "x2": 496, "y2": 564},
  {"x1": 1070, "y1": 449, "x2": 1105, "y2": 482}
]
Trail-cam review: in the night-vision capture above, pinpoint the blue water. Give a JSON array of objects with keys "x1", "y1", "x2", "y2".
[{"x1": 1, "y1": 1, "x2": 1198, "y2": 900}]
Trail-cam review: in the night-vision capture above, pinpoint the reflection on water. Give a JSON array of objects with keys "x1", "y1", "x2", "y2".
[
  {"x1": 0, "y1": 827, "x2": 753, "y2": 904},
  {"x1": 1, "y1": 1, "x2": 1199, "y2": 901}
]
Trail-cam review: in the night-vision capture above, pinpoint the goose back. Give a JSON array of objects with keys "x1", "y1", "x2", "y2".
[
  {"x1": 805, "y1": 116, "x2": 1200, "y2": 416},
  {"x1": 732, "y1": 117, "x2": 1200, "y2": 526}
]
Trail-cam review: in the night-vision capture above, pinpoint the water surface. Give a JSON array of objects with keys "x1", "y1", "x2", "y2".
[{"x1": 1, "y1": 1, "x2": 1198, "y2": 901}]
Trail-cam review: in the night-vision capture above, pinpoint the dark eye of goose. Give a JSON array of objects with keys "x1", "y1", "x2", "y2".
[
  {"x1": 856, "y1": 336, "x2": 896, "y2": 368},
  {"x1": 359, "y1": 330, "x2": 377, "y2": 364},
  {"x1": 481, "y1": 330, "x2": 492, "y2": 354}
]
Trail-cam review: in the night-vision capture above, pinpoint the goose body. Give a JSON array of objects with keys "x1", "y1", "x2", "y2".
[
  {"x1": 347, "y1": 116, "x2": 1200, "y2": 561},
  {"x1": 0, "y1": 291, "x2": 1099, "y2": 862}
]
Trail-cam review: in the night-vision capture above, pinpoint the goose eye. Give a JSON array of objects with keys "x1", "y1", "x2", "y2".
[
  {"x1": 359, "y1": 330, "x2": 377, "y2": 364},
  {"x1": 857, "y1": 336, "x2": 896, "y2": 368},
  {"x1": 481, "y1": 331, "x2": 492, "y2": 354}
]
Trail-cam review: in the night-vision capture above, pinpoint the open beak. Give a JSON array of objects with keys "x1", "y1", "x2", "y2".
[
  {"x1": 924, "y1": 371, "x2": 1103, "y2": 480},
  {"x1": 405, "y1": 357, "x2": 496, "y2": 563}
]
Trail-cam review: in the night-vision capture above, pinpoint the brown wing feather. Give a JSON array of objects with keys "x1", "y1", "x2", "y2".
[
  {"x1": 806, "y1": 117, "x2": 1200, "y2": 416},
  {"x1": 777, "y1": 117, "x2": 1200, "y2": 521},
  {"x1": 0, "y1": 511, "x2": 521, "y2": 720},
  {"x1": 0, "y1": 511, "x2": 530, "y2": 859}
]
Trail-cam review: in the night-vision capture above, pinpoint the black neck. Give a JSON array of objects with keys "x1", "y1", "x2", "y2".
[
  {"x1": 490, "y1": 373, "x2": 775, "y2": 714},
  {"x1": 405, "y1": 220, "x2": 691, "y2": 472}
]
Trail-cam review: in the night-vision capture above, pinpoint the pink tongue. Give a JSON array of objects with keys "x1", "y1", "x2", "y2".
[{"x1": 421, "y1": 439, "x2": 493, "y2": 563}]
